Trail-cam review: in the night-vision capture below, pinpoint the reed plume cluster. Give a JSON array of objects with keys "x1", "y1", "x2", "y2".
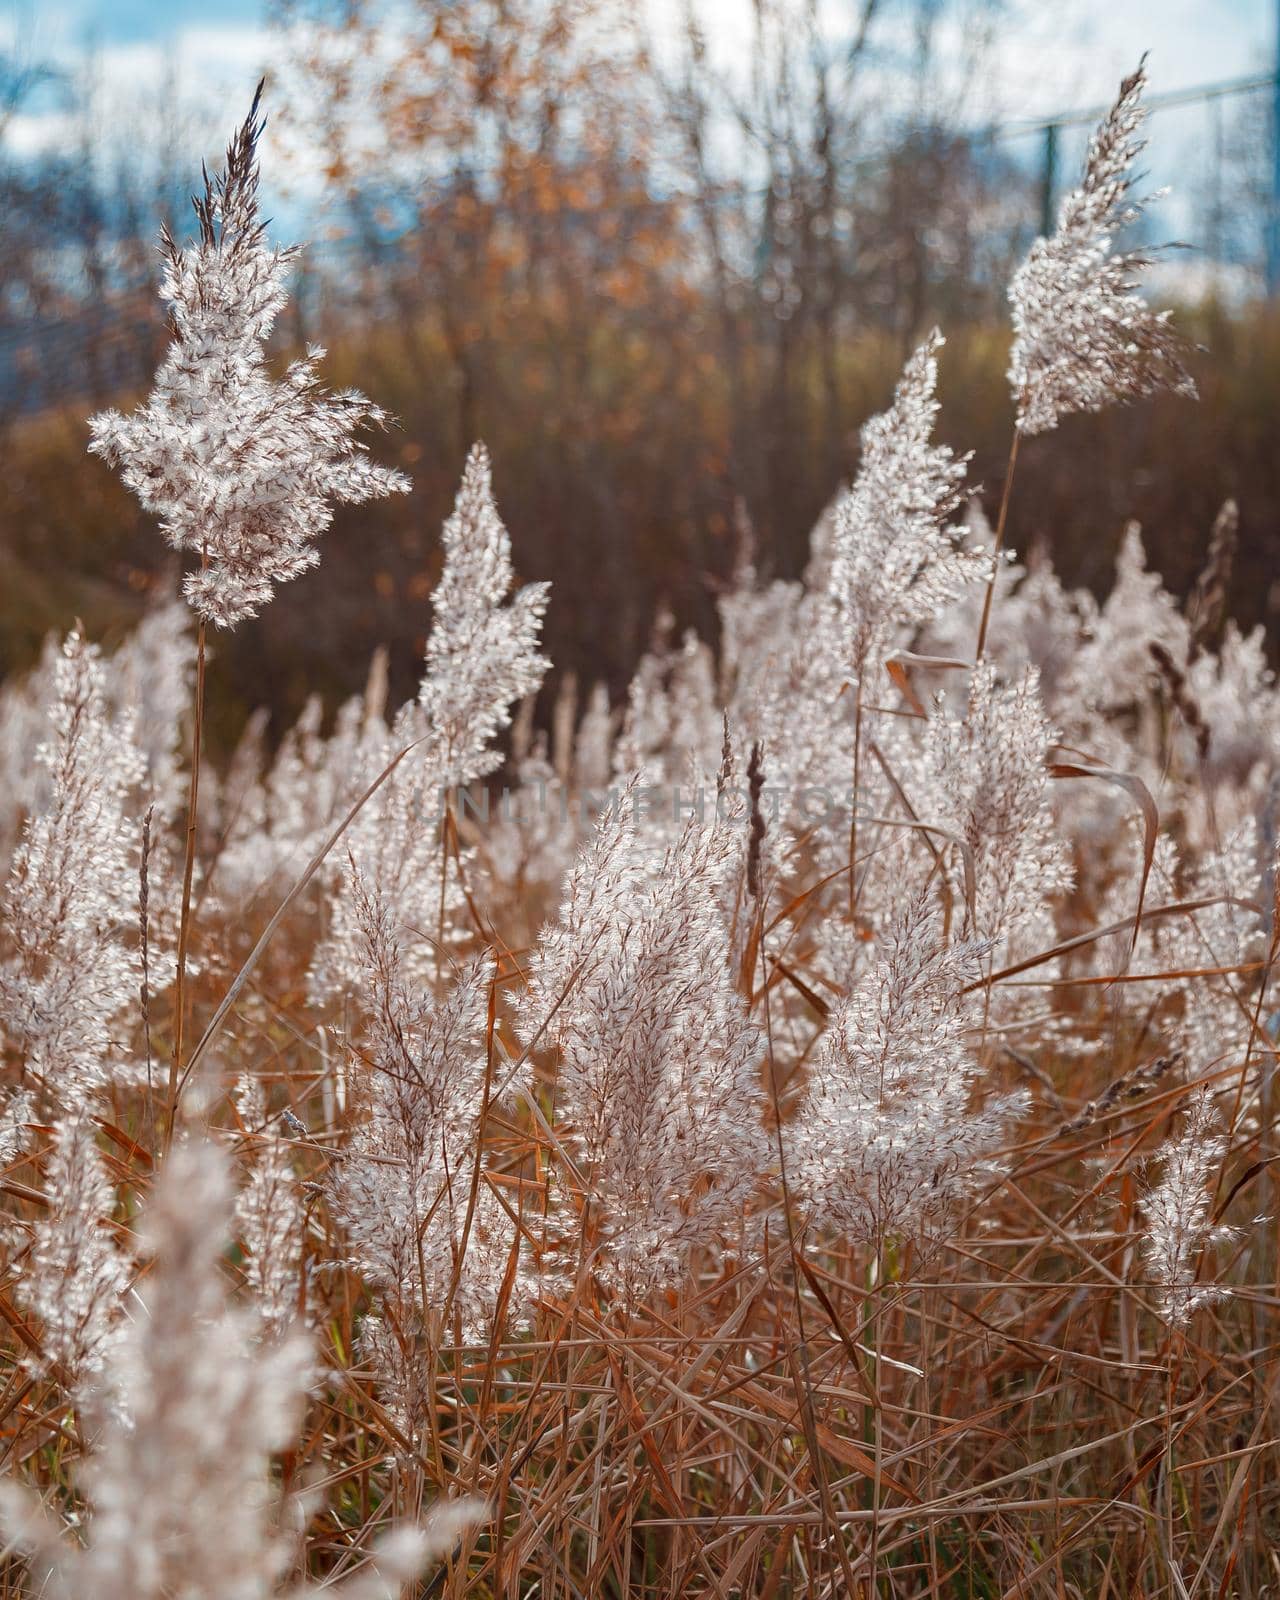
[{"x1": 0, "y1": 64, "x2": 1275, "y2": 1599}]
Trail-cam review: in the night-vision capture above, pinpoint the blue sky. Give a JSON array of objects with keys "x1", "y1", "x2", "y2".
[
  {"x1": 4, "y1": 0, "x2": 270, "y2": 153},
  {"x1": 4, "y1": 0, "x2": 1276, "y2": 238},
  {"x1": 28, "y1": 0, "x2": 264, "y2": 49},
  {"x1": 987, "y1": 0, "x2": 1275, "y2": 116},
  {"x1": 11, "y1": 0, "x2": 1277, "y2": 117}
]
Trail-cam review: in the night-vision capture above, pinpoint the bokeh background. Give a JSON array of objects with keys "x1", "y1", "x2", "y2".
[{"x1": 3, "y1": 0, "x2": 1278, "y2": 748}]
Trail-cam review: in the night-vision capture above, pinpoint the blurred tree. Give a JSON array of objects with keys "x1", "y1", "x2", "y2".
[
  {"x1": 261, "y1": 0, "x2": 1023, "y2": 700},
  {"x1": 271, "y1": 0, "x2": 716, "y2": 674},
  {"x1": 7, "y1": 3, "x2": 1274, "y2": 754},
  {"x1": 0, "y1": 48, "x2": 202, "y2": 420},
  {"x1": 655, "y1": 0, "x2": 1020, "y2": 536}
]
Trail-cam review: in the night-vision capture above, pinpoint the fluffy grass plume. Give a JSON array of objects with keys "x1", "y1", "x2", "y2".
[{"x1": 0, "y1": 68, "x2": 1272, "y2": 1600}]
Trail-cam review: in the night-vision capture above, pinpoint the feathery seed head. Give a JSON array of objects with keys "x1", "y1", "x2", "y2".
[
  {"x1": 1008, "y1": 59, "x2": 1197, "y2": 436},
  {"x1": 830, "y1": 331, "x2": 985, "y2": 680},
  {"x1": 88, "y1": 87, "x2": 409, "y2": 628}
]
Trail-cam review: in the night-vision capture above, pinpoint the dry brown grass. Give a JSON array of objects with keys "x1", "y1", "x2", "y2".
[{"x1": 1, "y1": 843, "x2": 1274, "y2": 1598}]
